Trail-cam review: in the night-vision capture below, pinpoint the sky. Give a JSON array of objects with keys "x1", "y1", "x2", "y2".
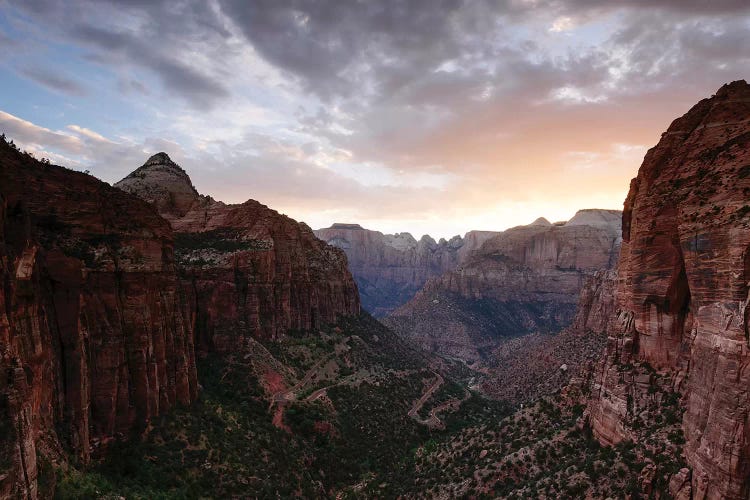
[{"x1": 1, "y1": 1, "x2": 750, "y2": 239}]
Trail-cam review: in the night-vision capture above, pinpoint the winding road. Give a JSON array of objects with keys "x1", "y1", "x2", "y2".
[{"x1": 408, "y1": 371, "x2": 471, "y2": 428}]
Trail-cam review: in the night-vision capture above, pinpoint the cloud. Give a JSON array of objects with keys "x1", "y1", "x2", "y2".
[
  {"x1": 72, "y1": 23, "x2": 230, "y2": 110},
  {"x1": 3, "y1": 0, "x2": 750, "y2": 237},
  {"x1": 66, "y1": 124, "x2": 113, "y2": 143},
  {"x1": 549, "y1": 16, "x2": 575, "y2": 32},
  {"x1": 553, "y1": 0, "x2": 750, "y2": 15},
  {"x1": 20, "y1": 66, "x2": 88, "y2": 96},
  {"x1": 217, "y1": 0, "x2": 506, "y2": 102},
  {"x1": 0, "y1": 110, "x2": 83, "y2": 154},
  {"x1": 8, "y1": 0, "x2": 233, "y2": 110}
]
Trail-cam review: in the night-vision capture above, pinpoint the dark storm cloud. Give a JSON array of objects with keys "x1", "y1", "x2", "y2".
[
  {"x1": 9, "y1": 0, "x2": 750, "y2": 113},
  {"x1": 20, "y1": 66, "x2": 88, "y2": 96},
  {"x1": 217, "y1": 0, "x2": 503, "y2": 100},
  {"x1": 8, "y1": 0, "x2": 232, "y2": 109},
  {"x1": 72, "y1": 24, "x2": 229, "y2": 109},
  {"x1": 553, "y1": 0, "x2": 750, "y2": 15},
  {"x1": 215, "y1": 0, "x2": 750, "y2": 103},
  {"x1": 211, "y1": 0, "x2": 750, "y2": 174}
]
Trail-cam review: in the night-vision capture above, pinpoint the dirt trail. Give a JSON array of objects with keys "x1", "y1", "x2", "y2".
[{"x1": 305, "y1": 366, "x2": 430, "y2": 404}]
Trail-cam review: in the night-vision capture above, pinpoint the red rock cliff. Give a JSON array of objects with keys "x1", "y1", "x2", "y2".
[
  {"x1": 0, "y1": 143, "x2": 198, "y2": 498},
  {"x1": 589, "y1": 80, "x2": 750, "y2": 500},
  {"x1": 116, "y1": 154, "x2": 360, "y2": 351}
]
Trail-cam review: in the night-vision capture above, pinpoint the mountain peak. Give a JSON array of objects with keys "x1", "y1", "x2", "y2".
[
  {"x1": 144, "y1": 151, "x2": 177, "y2": 167},
  {"x1": 565, "y1": 209, "x2": 622, "y2": 232},
  {"x1": 330, "y1": 223, "x2": 364, "y2": 230},
  {"x1": 115, "y1": 153, "x2": 199, "y2": 218},
  {"x1": 530, "y1": 217, "x2": 552, "y2": 226}
]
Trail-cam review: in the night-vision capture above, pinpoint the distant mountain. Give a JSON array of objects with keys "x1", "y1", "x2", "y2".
[
  {"x1": 384, "y1": 209, "x2": 622, "y2": 361},
  {"x1": 315, "y1": 224, "x2": 499, "y2": 316}
]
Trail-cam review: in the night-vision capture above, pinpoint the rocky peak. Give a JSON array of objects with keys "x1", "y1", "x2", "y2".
[
  {"x1": 565, "y1": 209, "x2": 621, "y2": 232},
  {"x1": 330, "y1": 223, "x2": 364, "y2": 230},
  {"x1": 383, "y1": 232, "x2": 418, "y2": 250},
  {"x1": 115, "y1": 152, "x2": 199, "y2": 218},
  {"x1": 419, "y1": 234, "x2": 438, "y2": 249},
  {"x1": 144, "y1": 151, "x2": 178, "y2": 167},
  {"x1": 530, "y1": 217, "x2": 552, "y2": 226},
  {"x1": 448, "y1": 235, "x2": 464, "y2": 248}
]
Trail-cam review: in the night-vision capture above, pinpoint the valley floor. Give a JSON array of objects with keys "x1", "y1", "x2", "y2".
[{"x1": 50, "y1": 315, "x2": 686, "y2": 499}]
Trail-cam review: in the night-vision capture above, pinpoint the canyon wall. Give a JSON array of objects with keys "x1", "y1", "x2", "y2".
[
  {"x1": 0, "y1": 147, "x2": 360, "y2": 498},
  {"x1": 116, "y1": 153, "x2": 360, "y2": 351},
  {"x1": 479, "y1": 269, "x2": 617, "y2": 402},
  {"x1": 588, "y1": 80, "x2": 750, "y2": 500},
  {"x1": 0, "y1": 143, "x2": 198, "y2": 498},
  {"x1": 314, "y1": 224, "x2": 498, "y2": 316},
  {"x1": 384, "y1": 211, "x2": 621, "y2": 360}
]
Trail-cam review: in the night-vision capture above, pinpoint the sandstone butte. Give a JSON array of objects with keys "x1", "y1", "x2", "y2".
[
  {"x1": 315, "y1": 223, "x2": 500, "y2": 317},
  {"x1": 588, "y1": 80, "x2": 750, "y2": 499},
  {"x1": 0, "y1": 145, "x2": 359, "y2": 498}
]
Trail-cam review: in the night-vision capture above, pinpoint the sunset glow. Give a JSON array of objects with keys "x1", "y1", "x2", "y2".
[{"x1": 1, "y1": 1, "x2": 749, "y2": 237}]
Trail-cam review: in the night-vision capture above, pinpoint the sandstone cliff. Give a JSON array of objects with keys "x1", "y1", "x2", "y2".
[
  {"x1": 0, "y1": 142, "x2": 198, "y2": 498},
  {"x1": 384, "y1": 210, "x2": 621, "y2": 360},
  {"x1": 314, "y1": 224, "x2": 498, "y2": 316},
  {"x1": 117, "y1": 154, "x2": 360, "y2": 350},
  {"x1": 588, "y1": 80, "x2": 750, "y2": 500}
]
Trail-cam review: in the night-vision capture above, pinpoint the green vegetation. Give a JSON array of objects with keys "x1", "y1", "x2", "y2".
[
  {"x1": 175, "y1": 229, "x2": 272, "y2": 254},
  {"x1": 53, "y1": 316, "x2": 438, "y2": 498},
  {"x1": 52, "y1": 314, "x2": 687, "y2": 499}
]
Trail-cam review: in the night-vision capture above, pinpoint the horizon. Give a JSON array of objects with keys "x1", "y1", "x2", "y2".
[{"x1": 1, "y1": 1, "x2": 749, "y2": 238}]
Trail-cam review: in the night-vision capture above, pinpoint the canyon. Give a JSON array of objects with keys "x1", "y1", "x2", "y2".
[
  {"x1": 315, "y1": 223, "x2": 498, "y2": 317},
  {"x1": 384, "y1": 209, "x2": 622, "y2": 361},
  {"x1": 3, "y1": 81, "x2": 750, "y2": 499}
]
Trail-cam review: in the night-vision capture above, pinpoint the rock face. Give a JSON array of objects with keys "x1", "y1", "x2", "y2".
[
  {"x1": 114, "y1": 152, "x2": 198, "y2": 219},
  {"x1": 117, "y1": 154, "x2": 360, "y2": 350},
  {"x1": 385, "y1": 211, "x2": 621, "y2": 360},
  {"x1": 588, "y1": 81, "x2": 750, "y2": 500},
  {"x1": 314, "y1": 224, "x2": 498, "y2": 316},
  {"x1": 0, "y1": 142, "x2": 198, "y2": 498}
]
